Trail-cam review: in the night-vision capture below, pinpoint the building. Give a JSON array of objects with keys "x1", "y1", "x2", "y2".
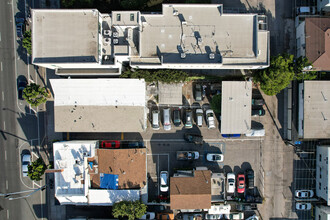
[
  {"x1": 316, "y1": 146, "x2": 330, "y2": 205},
  {"x1": 221, "y1": 81, "x2": 252, "y2": 134},
  {"x1": 315, "y1": 205, "x2": 330, "y2": 220},
  {"x1": 298, "y1": 81, "x2": 330, "y2": 139},
  {"x1": 50, "y1": 78, "x2": 146, "y2": 132},
  {"x1": 32, "y1": 4, "x2": 269, "y2": 75},
  {"x1": 296, "y1": 17, "x2": 330, "y2": 71},
  {"x1": 317, "y1": 0, "x2": 330, "y2": 13},
  {"x1": 53, "y1": 141, "x2": 147, "y2": 205},
  {"x1": 170, "y1": 169, "x2": 211, "y2": 210}
]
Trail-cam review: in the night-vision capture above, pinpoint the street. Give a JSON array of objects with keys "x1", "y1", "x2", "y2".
[{"x1": 0, "y1": 0, "x2": 46, "y2": 219}]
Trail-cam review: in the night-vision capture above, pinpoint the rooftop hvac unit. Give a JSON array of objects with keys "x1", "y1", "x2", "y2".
[
  {"x1": 103, "y1": 37, "x2": 110, "y2": 45},
  {"x1": 209, "y1": 53, "x2": 215, "y2": 60},
  {"x1": 173, "y1": 10, "x2": 179, "y2": 16},
  {"x1": 198, "y1": 37, "x2": 203, "y2": 44},
  {"x1": 113, "y1": 38, "x2": 119, "y2": 44},
  {"x1": 113, "y1": 32, "x2": 119, "y2": 38},
  {"x1": 103, "y1": 29, "x2": 111, "y2": 36},
  {"x1": 181, "y1": 53, "x2": 186, "y2": 59}
]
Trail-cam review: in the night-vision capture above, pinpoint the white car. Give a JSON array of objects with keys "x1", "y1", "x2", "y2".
[
  {"x1": 206, "y1": 109, "x2": 215, "y2": 129},
  {"x1": 295, "y1": 190, "x2": 314, "y2": 198},
  {"x1": 22, "y1": 152, "x2": 31, "y2": 177},
  {"x1": 140, "y1": 212, "x2": 156, "y2": 219},
  {"x1": 163, "y1": 108, "x2": 171, "y2": 131},
  {"x1": 227, "y1": 173, "x2": 235, "y2": 193},
  {"x1": 206, "y1": 153, "x2": 224, "y2": 162},
  {"x1": 296, "y1": 202, "x2": 312, "y2": 210},
  {"x1": 160, "y1": 171, "x2": 169, "y2": 192},
  {"x1": 245, "y1": 128, "x2": 265, "y2": 137}
]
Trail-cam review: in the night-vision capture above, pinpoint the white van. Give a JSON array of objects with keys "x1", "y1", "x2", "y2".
[
  {"x1": 163, "y1": 108, "x2": 171, "y2": 131},
  {"x1": 196, "y1": 109, "x2": 203, "y2": 127},
  {"x1": 152, "y1": 110, "x2": 160, "y2": 130}
]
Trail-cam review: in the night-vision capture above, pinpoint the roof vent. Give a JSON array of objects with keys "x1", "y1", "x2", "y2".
[
  {"x1": 113, "y1": 38, "x2": 119, "y2": 44},
  {"x1": 113, "y1": 32, "x2": 119, "y2": 38},
  {"x1": 173, "y1": 10, "x2": 179, "y2": 16},
  {"x1": 209, "y1": 53, "x2": 215, "y2": 60},
  {"x1": 197, "y1": 37, "x2": 202, "y2": 45},
  {"x1": 103, "y1": 38, "x2": 110, "y2": 45},
  {"x1": 103, "y1": 30, "x2": 111, "y2": 36},
  {"x1": 181, "y1": 53, "x2": 186, "y2": 59}
]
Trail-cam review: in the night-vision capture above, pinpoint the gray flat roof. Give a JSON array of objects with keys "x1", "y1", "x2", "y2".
[
  {"x1": 55, "y1": 106, "x2": 145, "y2": 132},
  {"x1": 304, "y1": 81, "x2": 330, "y2": 139},
  {"x1": 32, "y1": 9, "x2": 99, "y2": 63},
  {"x1": 221, "y1": 81, "x2": 252, "y2": 134},
  {"x1": 158, "y1": 83, "x2": 183, "y2": 105},
  {"x1": 140, "y1": 4, "x2": 257, "y2": 63}
]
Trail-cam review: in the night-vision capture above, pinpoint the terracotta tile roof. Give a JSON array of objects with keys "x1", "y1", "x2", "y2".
[
  {"x1": 170, "y1": 170, "x2": 211, "y2": 210},
  {"x1": 305, "y1": 18, "x2": 330, "y2": 71},
  {"x1": 91, "y1": 148, "x2": 146, "y2": 189}
]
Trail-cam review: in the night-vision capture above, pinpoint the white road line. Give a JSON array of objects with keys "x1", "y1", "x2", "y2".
[
  {"x1": 2, "y1": 91, "x2": 4, "y2": 101},
  {"x1": 7, "y1": 210, "x2": 9, "y2": 219},
  {"x1": 5, "y1": 150, "x2": 7, "y2": 160},
  {"x1": 0, "y1": 62, "x2": 2, "y2": 71},
  {"x1": 0, "y1": 32, "x2": 1, "y2": 42},
  {"x1": 33, "y1": 181, "x2": 41, "y2": 188},
  {"x1": 6, "y1": 180, "x2": 8, "y2": 190},
  {"x1": 3, "y1": 121, "x2": 5, "y2": 130}
]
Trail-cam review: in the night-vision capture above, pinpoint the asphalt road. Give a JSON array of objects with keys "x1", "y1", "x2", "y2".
[{"x1": 0, "y1": 0, "x2": 46, "y2": 219}]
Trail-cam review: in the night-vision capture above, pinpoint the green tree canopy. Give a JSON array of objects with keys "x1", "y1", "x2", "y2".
[
  {"x1": 22, "y1": 30, "x2": 32, "y2": 54},
  {"x1": 120, "y1": 0, "x2": 147, "y2": 10},
  {"x1": 294, "y1": 56, "x2": 318, "y2": 80},
  {"x1": 120, "y1": 69, "x2": 188, "y2": 83},
  {"x1": 210, "y1": 94, "x2": 221, "y2": 114},
  {"x1": 112, "y1": 200, "x2": 147, "y2": 220},
  {"x1": 61, "y1": 0, "x2": 93, "y2": 8},
  {"x1": 28, "y1": 158, "x2": 47, "y2": 181},
  {"x1": 23, "y1": 83, "x2": 48, "y2": 107}
]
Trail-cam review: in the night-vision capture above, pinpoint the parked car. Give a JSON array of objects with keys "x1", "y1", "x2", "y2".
[
  {"x1": 252, "y1": 107, "x2": 265, "y2": 116},
  {"x1": 173, "y1": 109, "x2": 181, "y2": 127},
  {"x1": 128, "y1": 141, "x2": 144, "y2": 148},
  {"x1": 246, "y1": 215, "x2": 259, "y2": 220},
  {"x1": 177, "y1": 151, "x2": 199, "y2": 160},
  {"x1": 185, "y1": 109, "x2": 193, "y2": 128},
  {"x1": 16, "y1": 23, "x2": 24, "y2": 39},
  {"x1": 245, "y1": 169, "x2": 254, "y2": 190},
  {"x1": 195, "y1": 84, "x2": 202, "y2": 101},
  {"x1": 252, "y1": 98, "x2": 264, "y2": 106},
  {"x1": 163, "y1": 108, "x2": 171, "y2": 131},
  {"x1": 237, "y1": 174, "x2": 245, "y2": 194},
  {"x1": 206, "y1": 109, "x2": 215, "y2": 129},
  {"x1": 21, "y1": 151, "x2": 31, "y2": 177},
  {"x1": 140, "y1": 212, "x2": 156, "y2": 219},
  {"x1": 227, "y1": 173, "x2": 235, "y2": 193},
  {"x1": 15, "y1": 17, "x2": 25, "y2": 24},
  {"x1": 295, "y1": 190, "x2": 314, "y2": 198},
  {"x1": 101, "y1": 140, "x2": 120, "y2": 148},
  {"x1": 160, "y1": 171, "x2": 169, "y2": 192},
  {"x1": 296, "y1": 202, "x2": 312, "y2": 210},
  {"x1": 222, "y1": 134, "x2": 241, "y2": 138},
  {"x1": 151, "y1": 110, "x2": 160, "y2": 130},
  {"x1": 184, "y1": 133, "x2": 203, "y2": 145},
  {"x1": 17, "y1": 77, "x2": 27, "y2": 100},
  {"x1": 245, "y1": 128, "x2": 265, "y2": 137},
  {"x1": 205, "y1": 214, "x2": 222, "y2": 219},
  {"x1": 195, "y1": 108, "x2": 203, "y2": 127},
  {"x1": 206, "y1": 153, "x2": 224, "y2": 162}
]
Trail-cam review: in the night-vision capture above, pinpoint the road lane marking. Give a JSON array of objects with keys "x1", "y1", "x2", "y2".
[
  {"x1": 6, "y1": 180, "x2": 8, "y2": 190},
  {"x1": 7, "y1": 210, "x2": 9, "y2": 219},
  {"x1": 33, "y1": 181, "x2": 41, "y2": 188},
  {"x1": 5, "y1": 150, "x2": 7, "y2": 160},
  {"x1": 3, "y1": 121, "x2": 5, "y2": 130},
  {"x1": 0, "y1": 62, "x2": 2, "y2": 71},
  {"x1": 2, "y1": 91, "x2": 4, "y2": 101}
]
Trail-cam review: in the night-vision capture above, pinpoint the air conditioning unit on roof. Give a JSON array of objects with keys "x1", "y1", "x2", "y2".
[
  {"x1": 181, "y1": 53, "x2": 186, "y2": 59},
  {"x1": 113, "y1": 32, "x2": 119, "y2": 38},
  {"x1": 209, "y1": 53, "x2": 215, "y2": 60},
  {"x1": 104, "y1": 30, "x2": 111, "y2": 36},
  {"x1": 113, "y1": 38, "x2": 119, "y2": 44}
]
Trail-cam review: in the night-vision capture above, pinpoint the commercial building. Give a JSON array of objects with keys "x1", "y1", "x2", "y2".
[
  {"x1": 316, "y1": 146, "x2": 330, "y2": 205},
  {"x1": 298, "y1": 81, "x2": 330, "y2": 139},
  {"x1": 50, "y1": 78, "x2": 146, "y2": 132},
  {"x1": 221, "y1": 81, "x2": 252, "y2": 134},
  {"x1": 53, "y1": 141, "x2": 147, "y2": 205},
  {"x1": 315, "y1": 205, "x2": 330, "y2": 220},
  {"x1": 32, "y1": 4, "x2": 269, "y2": 75}
]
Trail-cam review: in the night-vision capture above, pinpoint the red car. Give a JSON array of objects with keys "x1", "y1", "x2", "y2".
[
  {"x1": 237, "y1": 174, "x2": 245, "y2": 194},
  {"x1": 101, "y1": 140, "x2": 120, "y2": 149}
]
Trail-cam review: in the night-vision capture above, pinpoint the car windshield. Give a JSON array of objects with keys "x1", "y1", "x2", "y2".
[
  {"x1": 208, "y1": 113, "x2": 214, "y2": 117},
  {"x1": 213, "y1": 155, "x2": 221, "y2": 160},
  {"x1": 239, "y1": 177, "x2": 244, "y2": 181},
  {"x1": 238, "y1": 184, "x2": 244, "y2": 189},
  {"x1": 228, "y1": 179, "x2": 234, "y2": 183}
]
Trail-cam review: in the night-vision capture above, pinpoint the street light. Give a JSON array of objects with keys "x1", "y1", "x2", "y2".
[{"x1": 0, "y1": 185, "x2": 46, "y2": 200}]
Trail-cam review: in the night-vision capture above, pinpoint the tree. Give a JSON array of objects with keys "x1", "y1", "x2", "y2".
[
  {"x1": 120, "y1": 0, "x2": 147, "y2": 10},
  {"x1": 210, "y1": 94, "x2": 221, "y2": 114},
  {"x1": 61, "y1": 0, "x2": 93, "y2": 8},
  {"x1": 120, "y1": 69, "x2": 188, "y2": 83},
  {"x1": 112, "y1": 200, "x2": 147, "y2": 220},
  {"x1": 22, "y1": 30, "x2": 32, "y2": 54},
  {"x1": 253, "y1": 54, "x2": 295, "y2": 96},
  {"x1": 293, "y1": 56, "x2": 318, "y2": 81},
  {"x1": 28, "y1": 158, "x2": 47, "y2": 181},
  {"x1": 23, "y1": 83, "x2": 48, "y2": 107}
]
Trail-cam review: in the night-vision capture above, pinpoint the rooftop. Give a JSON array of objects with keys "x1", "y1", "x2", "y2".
[
  {"x1": 90, "y1": 149, "x2": 147, "y2": 189},
  {"x1": 221, "y1": 81, "x2": 252, "y2": 134},
  {"x1": 170, "y1": 170, "x2": 211, "y2": 210},
  {"x1": 305, "y1": 18, "x2": 330, "y2": 71},
  {"x1": 50, "y1": 79, "x2": 146, "y2": 132},
  {"x1": 303, "y1": 81, "x2": 330, "y2": 139},
  {"x1": 32, "y1": 9, "x2": 99, "y2": 63},
  {"x1": 140, "y1": 4, "x2": 259, "y2": 64},
  {"x1": 158, "y1": 83, "x2": 183, "y2": 105}
]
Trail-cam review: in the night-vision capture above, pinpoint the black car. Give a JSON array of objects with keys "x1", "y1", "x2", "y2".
[
  {"x1": 194, "y1": 84, "x2": 202, "y2": 101},
  {"x1": 252, "y1": 107, "x2": 265, "y2": 116},
  {"x1": 17, "y1": 78, "x2": 27, "y2": 100},
  {"x1": 245, "y1": 169, "x2": 254, "y2": 190},
  {"x1": 173, "y1": 109, "x2": 181, "y2": 127},
  {"x1": 184, "y1": 133, "x2": 203, "y2": 145},
  {"x1": 252, "y1": 98, "x2": 264, "y2": 106},
  {"x1": 16, "y1": 23, "x2": 24, "y2": 39}
]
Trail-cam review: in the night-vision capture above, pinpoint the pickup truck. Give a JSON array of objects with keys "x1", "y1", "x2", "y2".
[{"x1": 176, "y1": 151, "x2": 199, "y2": 160}]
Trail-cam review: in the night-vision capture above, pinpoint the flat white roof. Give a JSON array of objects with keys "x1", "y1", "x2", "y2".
[
  {"x1": 88, "y1": 189, "x2": 140, "y2": 206},
  {"x1": 32, "y1": 9, "x2": 99, "y2": 63},
  {"x1": 221, "y1": 81, "x2": 252, "y2": 134},
  {"x1": 304, "y1": 81, "x2": 330, "y2": 139},
  {"x1": 53, "y1": 141, "x2": 97, "y2": 199}
]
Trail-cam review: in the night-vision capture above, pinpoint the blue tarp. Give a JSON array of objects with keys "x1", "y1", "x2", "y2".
[{"x1": 100, "y1": 173, "x2": 119, "y2": 189}]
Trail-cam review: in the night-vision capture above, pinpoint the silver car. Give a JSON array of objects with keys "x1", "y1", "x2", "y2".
[
  {"x1": 295, "y1": 190, "x2": 314, "y2": 198},
  {"x1": 163, "y1": 108, "x2": 171, "y2": 131},
  {"x1": 22, "y1": 152, "x2": 31, "y2": 177},
  {"x1": 296, "y1": 202, "x2": 311, "y2": 210}
]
